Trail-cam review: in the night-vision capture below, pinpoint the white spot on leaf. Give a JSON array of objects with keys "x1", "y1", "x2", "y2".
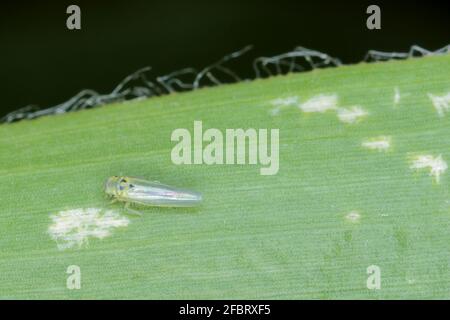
[
  {"x1": 394, "y1": 87, "x2": 401, "y2": 106},
  {"x1": 410, "y1": 154, "x2": 447, "y2": 183},
  {"x1": 428, "y1": 92, "x2": 450, "y2": 117},
  {"x1": 270, "y1": 96, "x2": 299, "y2": 115},
  {"x1": 48, "y1": 208, "x2": 129, "y2": 250},
  {"x1": 336, "y1": 106, "x2": 368, "y2": 124},
  {"x1": 271, "y1": 96, "x2": 299, "y2": 107},
  {"x1": 298, "y1": 94, "x2": 338, "y2": 113},
  {"x1": 362, "y1": 136, "x2": 391, "y2": 152},
  {"x1": 345, "y1": 211, "x2": 361, "y2": 223},
  {"x1": 270, "y1": 94, "x2": 371, "y2": 125}
]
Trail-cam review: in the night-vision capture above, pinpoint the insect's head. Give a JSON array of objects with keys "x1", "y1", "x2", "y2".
[{"x1": 104, "y1": 176, "x2": 129, "y2": 197}]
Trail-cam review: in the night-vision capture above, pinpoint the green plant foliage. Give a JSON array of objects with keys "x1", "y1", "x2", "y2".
[{"x1": 0, "y1": 55, "x2": 449, "y2": 299}]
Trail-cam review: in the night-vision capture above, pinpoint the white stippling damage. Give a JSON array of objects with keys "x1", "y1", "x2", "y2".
[
  {"x1": 394, "y1": 87, "x2": 401, "y2": 106},
  {"x1": 270, "y1": 96, "x2": 299, "y2": 115},
  {"x1": 48, "y1": 208, "x2": 129, "y2": 250},
  {"x1": 345, "y1": 211, "x2": 361, "y2": 223},
  {"x1": 271, "y1": 93, "x2": 371, "y2": 124},
  {"x1": 428, "y1": 92, "x2": 450, "y2": 117},
  {"x1": 336, "y1": 106, "x2": 368, "y2": 124},
  {"x1": 410, "y1": 154, "x2": 448, "y2": 183},
  {"x1": 362, "y1": 136, "x2": 391, "y2": 152},
  {"x1": 298, "y1": 94, "x2": 338, "y2": 113},
  {"x1": 271, "y1": 96, "x2": 299, "y2": 107}
]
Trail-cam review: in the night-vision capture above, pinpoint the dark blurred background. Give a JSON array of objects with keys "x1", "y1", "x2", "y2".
[{"x1": 0, "y1": 0, "x2": 449, "y2": 117}]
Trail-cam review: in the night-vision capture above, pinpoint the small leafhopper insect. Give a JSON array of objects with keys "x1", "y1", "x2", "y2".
[{"x1": 105, "y1": 176, "x2": 202, "y2": 214}]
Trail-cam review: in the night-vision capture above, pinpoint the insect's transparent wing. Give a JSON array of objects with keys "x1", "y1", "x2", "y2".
[{"x1": 125, "y1": 178, "x2": 202, "y2": 207}]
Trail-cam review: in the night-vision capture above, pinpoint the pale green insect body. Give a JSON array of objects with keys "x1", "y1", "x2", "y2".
[{"x1": 105, "y1": 176, "x2": 202, "y2": 209}]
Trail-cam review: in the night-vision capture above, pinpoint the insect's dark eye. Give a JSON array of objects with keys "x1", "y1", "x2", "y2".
[{"x1": 119, "y1": 185, "x2": 125, "y2": 191}]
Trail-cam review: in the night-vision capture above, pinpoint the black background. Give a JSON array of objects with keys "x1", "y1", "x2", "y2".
[
  {"x1": 0, "y1": 0, "x2": 449, "y2": 117},
  {"x1": 0, "y1": 300, "x2": 444, "y2": 316}
]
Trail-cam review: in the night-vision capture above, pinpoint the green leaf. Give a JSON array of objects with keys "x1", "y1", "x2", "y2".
[{"x1": 1, "y1": 54, "x2": 449, "y2": 299}]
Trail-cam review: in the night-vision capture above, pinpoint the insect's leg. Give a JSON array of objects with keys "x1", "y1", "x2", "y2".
[
  {"x1": 124, "y1": 202, "x2": 142, "y2": 216},
  {"x1": 110, "y1": 198, "x2": 118, "y2": 205}
]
